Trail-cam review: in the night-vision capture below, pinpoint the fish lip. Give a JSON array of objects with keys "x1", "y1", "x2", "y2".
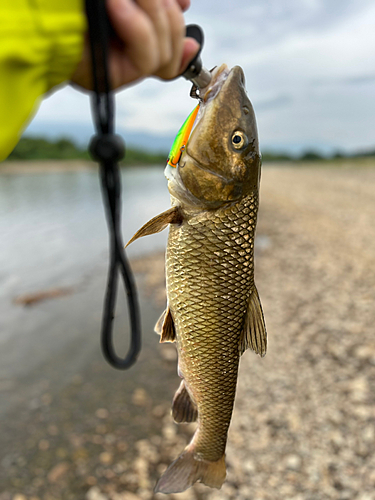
[
  {"x1": 201, "y1": 64, "x2": 231, "y2": 104},
  {"x1": 199, "y1": 65, "x2": 244, "y2": 104}
]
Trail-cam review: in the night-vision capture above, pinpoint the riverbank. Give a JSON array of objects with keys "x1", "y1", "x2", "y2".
[
  {"x1": 1, "y1": 157, "x2": 375, "y2": 175},
  {"x1": 0, "y1": 160, "x2": 166, "y2": 174},
  {"x1": 0, "y1": 163, "x2": 374, "y2": 500}
]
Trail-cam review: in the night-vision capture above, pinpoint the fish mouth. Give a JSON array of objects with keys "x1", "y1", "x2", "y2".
[
  {"x1": 201, "y1": 64, "x2": 231, "y2": 104},
  {"x1": 200, "y1": 64, "x2": 245, "y2": 105},
  {"x1": 187, "y1": 65, "x2": 244, "y2": 145},
  {"x1": 183, "y1": 65, "x2": 243, "y2": 173}
]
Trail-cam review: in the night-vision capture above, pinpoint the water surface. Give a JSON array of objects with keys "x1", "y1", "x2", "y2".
[{"x1": 0, "y1": 166, "x2": 170, "y2": 344}]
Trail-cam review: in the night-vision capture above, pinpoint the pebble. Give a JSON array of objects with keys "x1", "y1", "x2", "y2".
[
  {"x1": 99, "y1": 452, "x2": 113, "y2": 465},
  {"x1": 111, "y1": 493, "x2": 142, "y2": 500},
  {"x1": 38, "y1": 439, "x2": 50, "y2": 451},
  {"x1": 47, "y1": 462, "x2": 69, "y2": 483},
  {"x1": 86, "y1": 487, "x2": 108, "y2": 500},
  {"x1": 160, "y1": 344, "x2": 178, "y2": 362},
  {"x1": 96, "y1": 408, "x2": 109, "y2": 419},
  {"x1": 132, "y1": 388, "x2": 149, "y2": 407},
  {"x1": 285, "y1": 454, "x2": 302, "y2": 471},
  {"x1": 152, "y1": 405, "x2": 165, "y2": 418}
]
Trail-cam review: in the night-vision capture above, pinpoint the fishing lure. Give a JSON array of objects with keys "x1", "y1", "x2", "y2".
[{"x1": 167, "y1": 104, "x2": 200, "y2": 168}]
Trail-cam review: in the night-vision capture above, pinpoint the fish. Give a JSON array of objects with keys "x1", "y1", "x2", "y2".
[{"x1": 126, "y1": 64, "x2": 267, "y2": 494}]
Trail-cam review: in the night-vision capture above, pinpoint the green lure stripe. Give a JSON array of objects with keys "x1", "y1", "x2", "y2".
[{"x1": 167, "y1": 104, "x2": 200, "y2": 168}]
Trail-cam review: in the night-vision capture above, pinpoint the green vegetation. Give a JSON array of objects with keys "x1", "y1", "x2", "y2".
[
  {"x1": 7, "y1": 136, "x2": 168, "y2": 166},
  {"x1": 6, "y1": 136, "x2": 375, "y2": 165},
  {"x1": 8, "y1": 137, "x2": 89, "y2": 161},
  {"x1": 262, "y1": 148, "x2": 375, "y2": 162}
]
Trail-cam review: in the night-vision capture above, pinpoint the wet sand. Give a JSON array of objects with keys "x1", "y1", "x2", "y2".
[{"x1": 1, "y1": 162, "x2": 374, "y2": 500}]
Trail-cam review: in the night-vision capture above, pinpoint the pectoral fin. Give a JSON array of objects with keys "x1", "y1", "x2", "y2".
[
  {"x1": 155, "y1": 306, "x2": 176, "y2": 342},
  {"x1": 240, "y1": 286, "x2": 267, "y2": 357},
  {"x1": 125, "y1": 207, "x2": 182, "y2": 248},
  {"x1": 172, "y1": 380, "x2": 198, "y2": 423}
]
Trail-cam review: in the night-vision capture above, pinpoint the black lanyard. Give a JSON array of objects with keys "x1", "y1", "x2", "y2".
[{"x1": 85, "y1": 0, "x2": 141, "y2": 370}]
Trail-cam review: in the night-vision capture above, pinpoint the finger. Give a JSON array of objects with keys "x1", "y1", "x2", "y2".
[
  {"x1": 176, "y1": 0, "x2": 191, "y2": 11},
  {"x1": 153, "y1": 0, "x2": 186, "y2": 79},
  {"x1": 178, "y1": 36, "x2": 200, "y2": 74},
  {"x1": 107, "y1": 0, "x2": 160, "y2": 77},
  {"x1": 135, "y1": 0, "x2": 173, "y2": 69}
]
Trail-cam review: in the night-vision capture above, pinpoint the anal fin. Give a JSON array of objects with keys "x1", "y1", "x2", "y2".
[
  {"x1": 125, "y1": 207, "x2": 182, "y2": 248},
  {"x1": 155, "y1": 306, "x2": 176, "y2": 343},
  {"x1": 172, "y1": 380, "x2": 198, "y2": 423},
  {"x1": 240, "y1": 286, "x2": 267, "y2": 357}
]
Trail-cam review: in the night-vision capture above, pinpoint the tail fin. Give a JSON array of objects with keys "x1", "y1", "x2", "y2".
[{"x1": 155, "y1": 446, "x2": 226, "y2": 494}]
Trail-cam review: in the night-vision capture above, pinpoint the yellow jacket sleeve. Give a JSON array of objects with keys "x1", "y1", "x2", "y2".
[{"x1": 0, "y1": 0, "x2": 86, "y2": 161}]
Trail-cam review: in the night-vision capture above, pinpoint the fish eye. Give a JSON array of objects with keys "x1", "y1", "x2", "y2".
[{"x1": 231, "y1": 131, "x2": 248, "y2": 150}]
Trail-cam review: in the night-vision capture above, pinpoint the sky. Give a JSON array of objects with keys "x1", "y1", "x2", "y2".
[{"x1": 26, "y1": 0, "x2": 375, "y2": 155}]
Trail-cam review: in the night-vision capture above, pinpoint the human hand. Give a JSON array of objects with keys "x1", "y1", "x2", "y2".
[{"x1": 71, "y1": 0, "x2": 200, "y2": 90}]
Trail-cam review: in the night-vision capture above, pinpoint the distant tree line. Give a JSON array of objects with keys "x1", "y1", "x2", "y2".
[
  {"x1": 7, "y1": 137, "x2": 167, "y2": 165},
  {"x1": 5, "y1": 136, "x2": 375, "y2": 164},
  {"x1": 262, "y1": 149, "x2": 375, "y2": 162}
]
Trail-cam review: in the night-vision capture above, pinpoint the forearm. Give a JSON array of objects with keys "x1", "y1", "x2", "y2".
[{"x1": 0, "y1": 0, "x2": 86, "y2": 161}]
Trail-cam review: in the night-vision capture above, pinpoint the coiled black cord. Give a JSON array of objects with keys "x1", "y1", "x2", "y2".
[{"x1": 85, "y1": 0, "x2": 141, "y2": 370}]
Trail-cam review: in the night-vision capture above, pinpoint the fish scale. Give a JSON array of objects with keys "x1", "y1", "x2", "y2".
[{"x1": 166, "y1": 193, "x2": 258, "y2": 462}]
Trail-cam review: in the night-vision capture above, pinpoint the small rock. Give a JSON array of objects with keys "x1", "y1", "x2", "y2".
[
  {"x1": 48, "y1": 462, "x2": 69, "y2": 483},
  {"x1": 285, "y1": 454, "x2": 302, "y2": 471},
  {"x1": 171, "y1": 489, "x2": 197, "y2": 500},
  {"x1": 86, "y1": 476, "x2": 97, "y2": 486},
  {"x1": 160, "y1": 344, "x2": 177, "y2": 362},
  {"x1": 162, "y1": 423, "x2": 176, "y2": 441},
  {"x1": 347, "y1": 377, "x2": 369, "y2": 403},
  {"x1": 96, "y1": 408, "x2": 109, "y2": 419},
  {"x1": 92, "y1": 435, "x2": 104, "y2": 445},
  {"x1": 132, "y1": 388, "x2": 149, "y2": 407},
  {"x1": 99, "y1": 452, "x2": 113, "y2": 465},
  {"x1": 104, "y1": 434, "x2": 116, "y2": 445},
  {"x1": 152, "y1": 405, "x2": 165, "y2": 418},
  {"x1": 47, "y1": 424, "x2": 59, "y2": 436},
  {"x1": 137, "y1": 489, "x2": 153, "y2": 500},
  {"x1": 13, "y1": 496, "x2": 27, "y2": 500},
  {"x1": 96, "y1": 424, "x2": 107, "y2": 434},
  {"x1": 111, "y1": 493, "x2": 141, "y2": 500},
  {"x1": 38, "y1": 439, "x2": 50, "y2": 451},
  {"x1": 362, "y1": 425, "x2": 374, "y2": 443},
  {"x1": 355, "y1": 494, "x2": 375, "y2": 500},
  {"x1": 86, "y1": 487, "x2": 108, "y2": 500},
  {"x1": 243, "y1": 459, "x2": 255, "y2": 474},
  {"x1": 354, "y1": 345, "x2": 375, "y2": 363},
  {"x1": 116, "y1": 441, "x2": 128, "y2": 452}
]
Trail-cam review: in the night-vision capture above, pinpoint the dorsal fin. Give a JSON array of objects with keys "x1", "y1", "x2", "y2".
[
  {"x1": 239, "y1": 286, "x2": 267, "y2": 357},
  {"x1": 125, "y1": 207, "x2": 182, "y2": 248}
]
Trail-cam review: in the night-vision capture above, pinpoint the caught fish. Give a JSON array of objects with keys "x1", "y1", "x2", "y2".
[{"x1": 127, "y1": 64, "x2": 267, "y2": 493}]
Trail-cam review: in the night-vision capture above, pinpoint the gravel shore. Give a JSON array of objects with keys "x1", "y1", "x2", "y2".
[{"x1": 1, "y1": 162, "x2": 374, "y2": 500}]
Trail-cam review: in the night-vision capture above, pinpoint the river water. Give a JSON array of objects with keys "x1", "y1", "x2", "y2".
[{"x1": 0, "y1": 166, "x2": 170, "y2": 345}]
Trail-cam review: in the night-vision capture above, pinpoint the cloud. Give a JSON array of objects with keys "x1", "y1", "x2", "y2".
[
  {"x1": 255, "y1": 94, "x2": 293, "y2": 111},
  {"x1": 27, "y1": 0, "x2": 375, "y2": 153}
]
